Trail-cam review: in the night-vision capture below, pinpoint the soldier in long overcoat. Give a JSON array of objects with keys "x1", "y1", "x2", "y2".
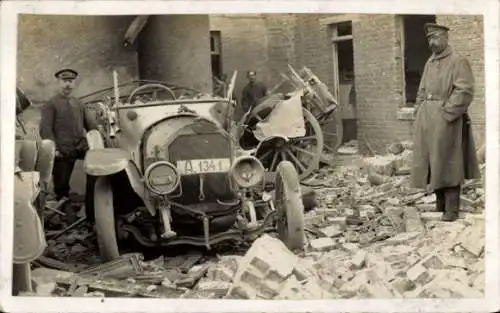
[{"x1": 411, "y1": 23, "x2": 481, "y2": 221}]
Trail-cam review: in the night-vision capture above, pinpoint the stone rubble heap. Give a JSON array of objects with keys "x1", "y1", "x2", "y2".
[{"x1": 26, "y1": 140, "x2": 485, "y2": 299}]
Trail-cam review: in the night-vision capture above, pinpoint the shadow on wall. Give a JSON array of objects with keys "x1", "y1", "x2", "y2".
[{"x1": 20, "y1": 106, "x2": 87, "y2": 196}]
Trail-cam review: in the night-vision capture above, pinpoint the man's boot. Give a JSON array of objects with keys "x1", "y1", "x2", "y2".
[
  {"x1": 435, "y1": 189, "x2": 445, "y2": 212},
  {"x1": 442, "y1": 186, "x2": 460, "y2": 222}
]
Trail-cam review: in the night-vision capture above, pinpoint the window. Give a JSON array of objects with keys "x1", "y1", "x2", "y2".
[
  {"x1": 210, "y1": 31, "x2": 222, "y2": 79},
  {"x1": 401, "y1": 14, "x2": 436, "y2": 107}
]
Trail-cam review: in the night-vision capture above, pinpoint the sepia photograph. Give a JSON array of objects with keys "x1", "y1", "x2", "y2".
[{"x1": 1, "y1": 1, "x2": 499, "y2": 312}]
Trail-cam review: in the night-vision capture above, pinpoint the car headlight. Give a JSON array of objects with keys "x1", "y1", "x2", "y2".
[
  {"x1": 144, "y1": 161, "x2": 180, "y2": 195},
  {"x1": 230, "y1": 156, "x2": 265, "y2": 188}
]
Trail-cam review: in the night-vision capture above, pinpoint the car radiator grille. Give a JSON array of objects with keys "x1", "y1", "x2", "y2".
[{"x1": 168, "y1": 132, "x2": 236, "y2": 205}]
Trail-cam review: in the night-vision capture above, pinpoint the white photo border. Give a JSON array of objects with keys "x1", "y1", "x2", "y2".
[{"x1": 1, "y1": 1, "x2": 499, "y2": 312}]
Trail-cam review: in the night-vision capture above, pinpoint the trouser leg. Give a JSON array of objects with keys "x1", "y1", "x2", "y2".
[
  {"x1": 442, "y1": 185, "x2": 461, "y2": 222},
  {"x1": 435, "y1": 188, "x2": 446, "y2": 212},
  {"x1": 52, "y1": 158, "x2": 76, "y2": 201}
]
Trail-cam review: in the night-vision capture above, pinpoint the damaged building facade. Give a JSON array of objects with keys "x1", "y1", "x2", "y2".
[{"x1": 210, "y1": 13, "x2": 485, "y2": 153}]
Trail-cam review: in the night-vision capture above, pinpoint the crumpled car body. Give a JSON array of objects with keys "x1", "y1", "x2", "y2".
[{"x1": 82, "y1": 79, "x2": 306, "y2": 261}]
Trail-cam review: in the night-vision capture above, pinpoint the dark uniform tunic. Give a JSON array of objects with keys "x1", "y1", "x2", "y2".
[
  {"x1": 411, "y1": 45, "x2": 480, "y2": 191},
  {"x1": 40, "y1": 93, "x2": 97, "y2": 199},
  {"x1": 241, "y1": 81, "x2": 268, "y2": 113}
]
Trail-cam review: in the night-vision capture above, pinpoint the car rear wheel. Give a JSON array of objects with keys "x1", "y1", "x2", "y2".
[
  {"x1": 94, "y1": 176, "x2": 120, "y2": 262},
  {"x1": 274, "y1": 161, "x2": 305, "y2": 251}
]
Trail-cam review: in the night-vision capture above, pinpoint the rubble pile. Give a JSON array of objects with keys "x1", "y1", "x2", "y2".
[{"x1": 25, "y1": 140, "x2": 485, "y2": 299}]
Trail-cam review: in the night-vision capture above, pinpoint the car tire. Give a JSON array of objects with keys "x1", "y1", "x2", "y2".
[
  {"x1": 94, "y1": 176, "x2": 120, "y2": 262},
  {"x1": 274, "y1": 161, "x2": 305, "y2": 251}
]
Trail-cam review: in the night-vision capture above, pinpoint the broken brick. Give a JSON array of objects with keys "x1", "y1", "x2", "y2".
[
  {"x1": 420, "y1": 253, "x2": 446, "y2": 270},
  {"x1": 350, "y1": 250, "x2": 367, "y2": 270},
  {"x1": 341, "y1": 243, "x2": 360, "y2": 253},
  {"x1": 361, "y1": 281, "x2": 399, "y2": 298},
  {"x1": 406, "y1": 263, "x2": 432, "y2": 285},
  {"x1": 390, "y1": 277, "x2": 415, "y2": 294},
  {"x1": 196, "y1": 280, "x2": 232, "y2": 295},
  {"x1": 385, "y1": 232, "x2": 420, "y2": 245},
  {"x1": 327, "y1": 216, "x2": 347, "y2": 229},
  {"x1": 403, "y1": 206, "x2": 426, "y2": 233},
  {"x1": 304, "y1": 213, "x2": 325, "y2": 226},
  {"x1": 228, "y1": 234, "x2": 308, "y2": 299},
  {"x1": 310, "y1": 237, "x2": 337, "y2": 252},
  {"x1": 363, "y1": 156, "x2": 396, "y2": 176},
  {"x1": 35, "y1": 282, "x2": 57, "y2": 296},
  {"x1": 455, "y1": 221, "x2": 485, "y2": 257},
  {"x1": 319, "y1": 225, "x2": 343, "y2": 238}
]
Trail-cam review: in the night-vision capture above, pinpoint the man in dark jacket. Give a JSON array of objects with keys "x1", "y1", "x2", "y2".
[
  {"x1": 40, "y1": 68, "x2": 98, "y2": 201},
  {"x1": 241, "y1": 70, "x2": 269, "y2": 114},
  {"x1": 411, "y1": 23, "x2": 481, "y2": 222}
]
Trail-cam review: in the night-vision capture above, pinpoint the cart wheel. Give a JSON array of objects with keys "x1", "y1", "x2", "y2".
[
  {"x1": 94, "y1": 176, "x2": 120, "y2": 262},
  {"x1": 315, "y1": 109, "x2": 343, "y2": 154},
  {"x1": 256, "y1": 108, "x2": 323, "y2": 181},
  {"x1": 274, "y1": 161, "x2": 305, "y2": 250}
]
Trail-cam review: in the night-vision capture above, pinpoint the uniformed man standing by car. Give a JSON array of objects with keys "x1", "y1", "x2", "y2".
[
  {"x1": 40, "y1": 68, "x2": 98, "y2": 202},
  {"x1": 411, "y1": 23, "x2": 480, "y2": 222},
  {"x1": 241, "y1": 70, "x2": 269, "y2": 114}
]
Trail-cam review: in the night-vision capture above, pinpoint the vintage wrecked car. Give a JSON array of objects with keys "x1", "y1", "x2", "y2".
[
  {"x1": 13, "y1": 87, "x2": 55, "y2": 294},
  {"x1": 237, "y1": 65, "x2": 341, "y2": 180},
  {"x1": 82, "y1": 73, "x2": 306, "y2": 261}
]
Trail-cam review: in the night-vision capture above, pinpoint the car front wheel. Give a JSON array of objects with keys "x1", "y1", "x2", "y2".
[
  {"x1": 274, "y1": 161, "x2": 305, "y2": 251},
  {"x1": 94, "y1": 176, "x2": 120, "y2": 262}
]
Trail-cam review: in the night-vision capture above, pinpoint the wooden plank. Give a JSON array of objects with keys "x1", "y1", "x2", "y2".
[
  {"x1": 31, "y1": 268, "x2": 185, "y2": 298},
  {"x1": 331, "y1": 35, "x2": 354, "y2": 43}
]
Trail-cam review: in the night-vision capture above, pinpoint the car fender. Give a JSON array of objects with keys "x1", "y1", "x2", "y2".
[
  {"x1": 124, "y1": 161, "x2": 156, "y2": 216},
  {"x1": 84, "y1": 148, "x2": 131, "y2": 176},
  {"x1": 84, "y1": 148, "x2": 156, "y2": 216},
  {"x1": 13, "y1": 172, "x2": 47, "y2": 264}
]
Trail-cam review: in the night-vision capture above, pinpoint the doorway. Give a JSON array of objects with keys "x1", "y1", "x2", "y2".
[
  {"x1": 330, "y1": 21, "x2": 357, "y2": 148},
  {"x1": 210, "y1": 31, "x2": 223, "y2": 80}
]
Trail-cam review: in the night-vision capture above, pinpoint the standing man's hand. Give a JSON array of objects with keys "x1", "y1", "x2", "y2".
[{"x1": 55, "y1": 150, "x2": 61, "y2": 158}]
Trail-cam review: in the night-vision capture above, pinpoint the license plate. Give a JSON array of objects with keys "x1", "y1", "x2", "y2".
[{"x1": 176, "y1": 158, "x2": 231, "y2": 175}]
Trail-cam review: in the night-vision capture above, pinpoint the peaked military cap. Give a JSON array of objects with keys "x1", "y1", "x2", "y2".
[
  {"x1": 424, "y1": 23, "x2": 450, "y2": 37},
  {"x1": 54, "y1": 68, "x2": 78, "y2": 80}
]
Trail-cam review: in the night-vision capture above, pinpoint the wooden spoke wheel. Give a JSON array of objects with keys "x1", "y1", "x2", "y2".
[
  {"x1": 255, "y1": 108, "x2": 323, "y2": 181},
  {"x1": 274, "y1": 161, "x2": 305, "y2": 251}
]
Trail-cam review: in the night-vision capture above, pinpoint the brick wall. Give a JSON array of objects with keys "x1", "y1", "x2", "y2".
[
  {"x1": 138, "y1": 15, "x2": 212, "y2": 93},
  {"x1": 436, "y1": 15, "x2": 485, "y2": 147},
  {"x1": 352, "y1": 14, "x2": 411, "y2": 154},
  {"x1": 210, "y1": 14, "x2": 272, "y2": 101},
  {"x1": 17, "y1": 15, "x2": 139, "y2": 102},
  {"x1": 211, "y1": 13, "x2": 486, "y2": 155}
]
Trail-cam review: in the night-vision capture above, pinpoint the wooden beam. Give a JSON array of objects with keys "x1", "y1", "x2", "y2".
[{"x1": 331, "y1": 35, "x2": 353, "y2": 43}]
